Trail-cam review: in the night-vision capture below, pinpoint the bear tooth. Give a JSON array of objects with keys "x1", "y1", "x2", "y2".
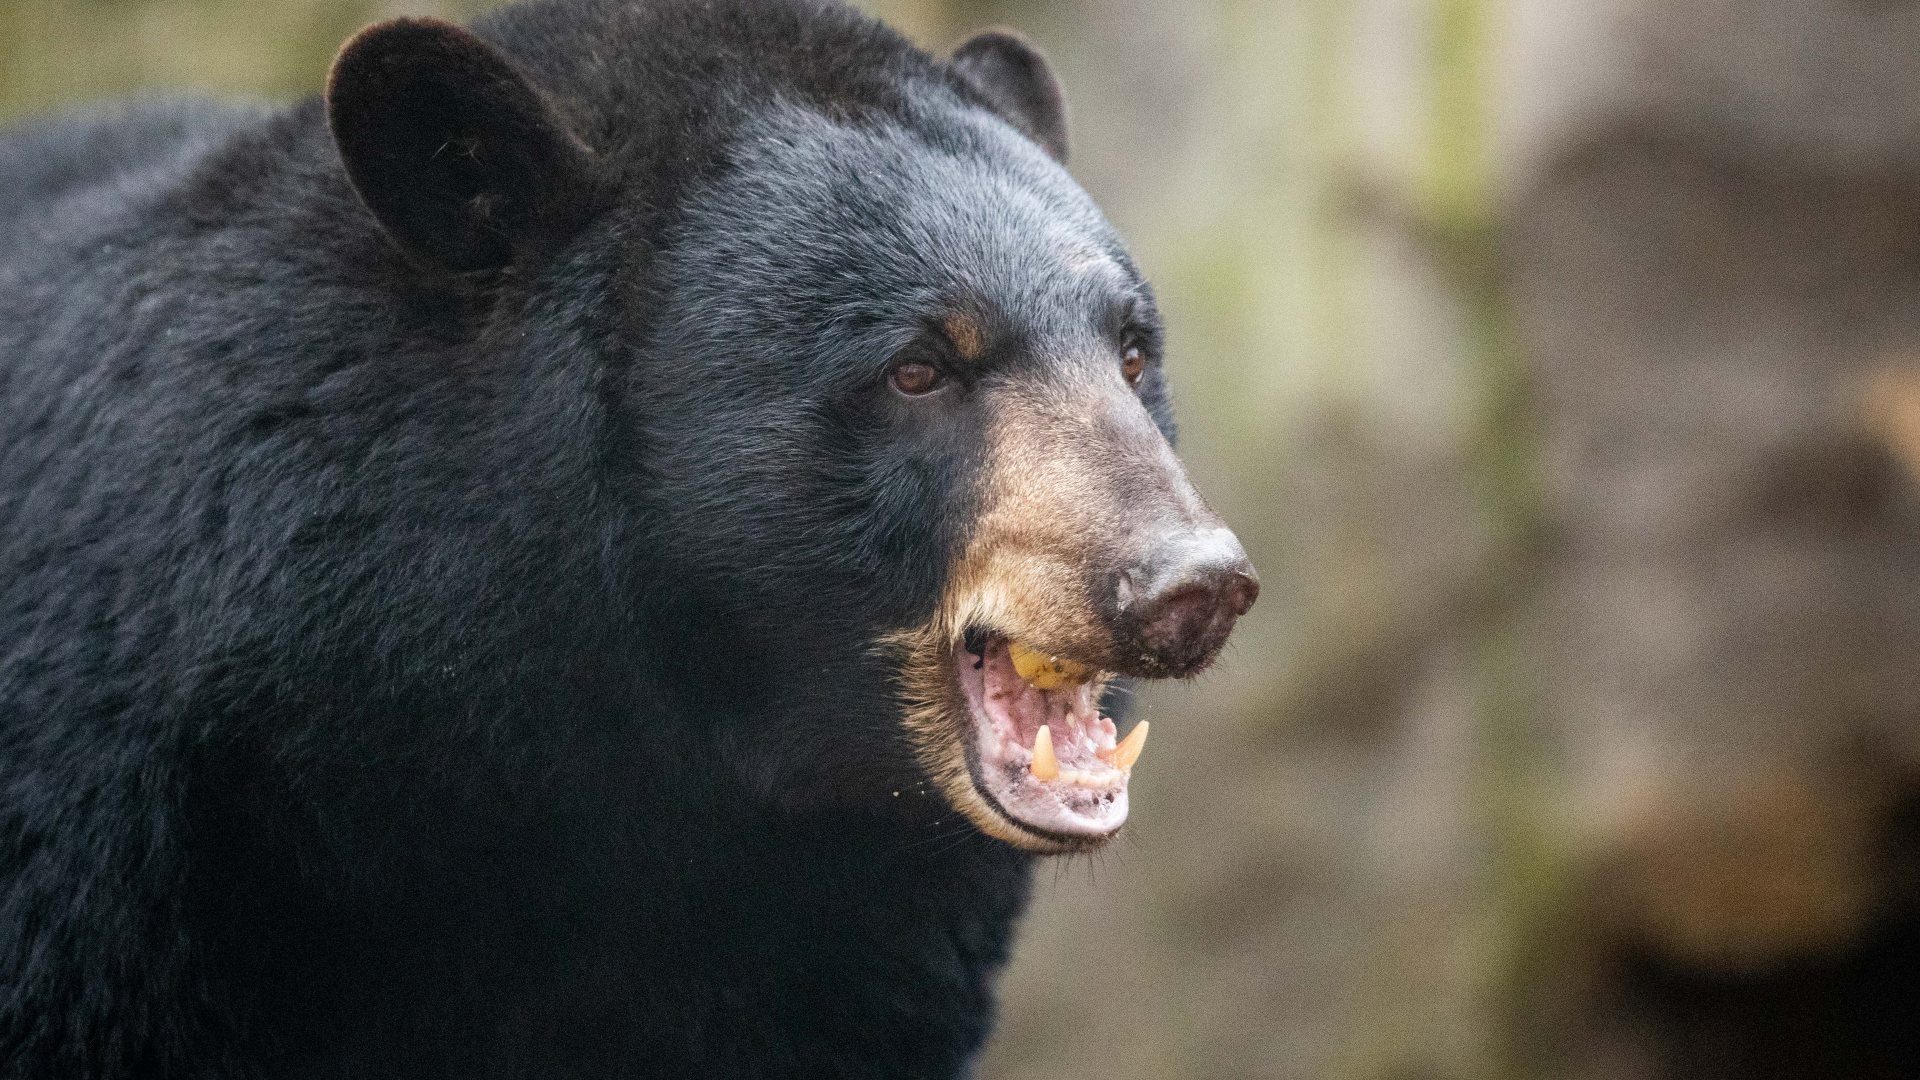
[
  {"x1": 1008, "y1": 640, "x2": 1092, "y2": 690},
  {"x1": 1115, "y1": 721, "x2": 1149, "y2": 771},
  {"x1": 1031, "y1": 725, "x2": 1059, "y2": 782}
]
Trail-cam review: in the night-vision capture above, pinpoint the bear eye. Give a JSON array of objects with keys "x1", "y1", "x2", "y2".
[
  {"x1": 890, "y1": 362, "x2": 944, "y2": 396},
  {"x1": 1121, "y1": 345, "x2": 1146, "y2": 388}
]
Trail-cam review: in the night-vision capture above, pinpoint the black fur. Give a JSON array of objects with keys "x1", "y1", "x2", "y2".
[{"x1": 0, "y1": 1, "x2": 1170, "y2": 1076}]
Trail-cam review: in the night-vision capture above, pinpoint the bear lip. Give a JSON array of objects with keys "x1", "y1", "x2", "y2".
[{"x1": 954, "y1": 636, "x2": 1130, "y2": 842}]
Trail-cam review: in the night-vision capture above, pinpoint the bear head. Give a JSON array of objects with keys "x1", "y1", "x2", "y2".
[{"x1": 323, "y1": 2, "x2": 1256, "y2": 853}]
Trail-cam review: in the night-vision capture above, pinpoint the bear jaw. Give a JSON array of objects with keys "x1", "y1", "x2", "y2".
[
  {"x1": 953, "y1": 636, "x2": 1135, "y2": 843},
  {"x1": 887, "y1": 619, "x2": 1134, "y2": 853}
]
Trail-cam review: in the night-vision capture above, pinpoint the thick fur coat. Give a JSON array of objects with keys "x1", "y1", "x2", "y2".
[{"x1": 0, "y1": 1, "x2": 1216, "y2": 1076}]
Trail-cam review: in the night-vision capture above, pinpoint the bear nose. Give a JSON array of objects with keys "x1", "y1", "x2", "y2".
[{"x1": 1117, "y1": 527, "x2": 1259, "y2": 676}]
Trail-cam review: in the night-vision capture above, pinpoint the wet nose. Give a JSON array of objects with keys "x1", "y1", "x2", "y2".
[{"x1": 1118, "y1": 527, "x2": 1259, "y2": 676}]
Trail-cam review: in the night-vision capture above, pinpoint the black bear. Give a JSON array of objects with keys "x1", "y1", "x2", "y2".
[{"x1": 0, "y1": 1, "x2": 1257, "y2": 1076}]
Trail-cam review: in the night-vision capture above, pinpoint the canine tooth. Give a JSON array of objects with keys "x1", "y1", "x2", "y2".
[
  {"x1": 1031, "y1": 725, "x2": 1059, "y2": 782},
  {"x1": 1008, "y1": 640, "x2": 1092, "y2": 690},
  {"x1": 1115, "y1": 721, "x2": 1149, "y2": 771}
]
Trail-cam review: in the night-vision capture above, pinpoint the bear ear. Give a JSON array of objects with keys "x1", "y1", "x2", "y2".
[
  {"x1": 326, "y1": 18, "x2": 592, "y2": 275},
  {"x1": 950, "y1": 29, "x2": 1070, "y2": 165}
]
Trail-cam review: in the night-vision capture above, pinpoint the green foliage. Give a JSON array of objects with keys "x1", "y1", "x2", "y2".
[{"x1": 0, "y1": 0, "x2": 496, "y2": 122}]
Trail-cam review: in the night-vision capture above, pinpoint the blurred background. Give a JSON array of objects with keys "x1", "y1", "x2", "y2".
[{"x1": 9, "y1": 0, "x2": 1920, "y2": 1076}]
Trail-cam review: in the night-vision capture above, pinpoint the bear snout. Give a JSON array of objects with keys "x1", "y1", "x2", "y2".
[{"x1": 1113, "y1": 525, "x2": 1258, "y2": 677}]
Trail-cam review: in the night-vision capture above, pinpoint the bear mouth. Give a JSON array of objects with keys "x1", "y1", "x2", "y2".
[{"x1": 952, "y1": 633, "x2": 1142, "y2": 845}]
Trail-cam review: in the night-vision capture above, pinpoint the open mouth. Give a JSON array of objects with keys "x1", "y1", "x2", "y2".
[{"x1": 953, "y1": 633, "x2": 1146, "y2": 844}]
